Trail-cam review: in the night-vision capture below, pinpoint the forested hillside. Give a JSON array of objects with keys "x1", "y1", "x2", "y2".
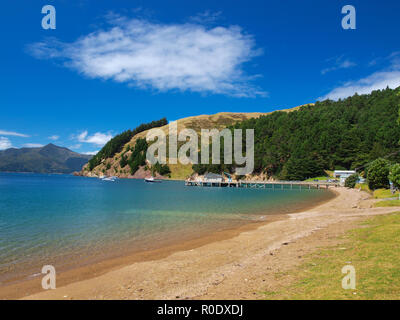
[
  {"x1": 195, "y1": 87, "x2": 400, "y2": 180},
  {"x1": 87, "y1": 118, "x2": 167, "y2": 170},
  {"x1": 82, "y1": 88, "x2": 400, "y2": 181}
]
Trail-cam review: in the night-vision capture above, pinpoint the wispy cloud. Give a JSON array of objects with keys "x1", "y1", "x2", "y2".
[
  {"x1": 319, "y1": 54, "x2": 400, "y2": 101},
  {"x1": 188, "y1": 11, "x2": 222, "y2": 24},
  {"x1": 48, "y1": 135, "x2": 59, "y2": 141},
  {"x1": 23, "y1": 143, "x2": 44, "y2": 148},
  {"x1": 0, "y1": 137, "x2": 12, "y2": 150},
  {"x1": 0, "y1": 130, "x2": 29, "y2": 137},
  {"x1": 319, "y1": 70, "x2": 400, "y2": 101},
  {"x1": 28, "y1": 16, "x2": 265, "y2": 97},
  {"x1": 82, "y1": 150, "x2": 99, "y2": 155},
  {"x1": 368, "y1": 52, "x2": 400, "y2": 67},
  {"x1": 69, "y1": 144, "x2": 82, "y2": 150},
  {"x1": 321, "y1": 56, "x2": 356, "y2": 75},
  {"x1": 76, "y1": 131, "x2": 113, "y2": 146}
]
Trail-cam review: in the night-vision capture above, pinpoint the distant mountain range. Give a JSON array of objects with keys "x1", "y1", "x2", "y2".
[{"x1": 0, "y1": 144, "x2": 92, "y2": 174}]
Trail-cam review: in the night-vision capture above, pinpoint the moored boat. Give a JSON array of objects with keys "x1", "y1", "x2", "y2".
[
  {"x1": 102, "y1": 176, "x2": 118, "y2": 182},
  {"x1": 144, "y1": 176, "x2": 162, "y2": 183}
]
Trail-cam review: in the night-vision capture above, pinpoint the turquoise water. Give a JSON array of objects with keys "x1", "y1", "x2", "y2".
[{"x1": 0, "y1": 173, "x2": 333, "y2": 284}]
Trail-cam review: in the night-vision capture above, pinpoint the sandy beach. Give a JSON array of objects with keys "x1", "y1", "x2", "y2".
[{"x1": 1, "y1": 187, "x2": 398, "y2": 300}]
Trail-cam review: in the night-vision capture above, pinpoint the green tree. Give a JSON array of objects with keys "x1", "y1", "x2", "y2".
[
  {"x1": 366, "y1": 158, "x2": 390, "y2": 190},
  {"x1": 397, "y1": 90, "x2": 400, "y2": 125},
  {"x1": 344, "y1": 173, "x2": 358, "y2": 188},
  {"x1": 389, "y1": 163, "x2": 400, "y2": 189},
  {"x1": 397, "y1": 95, "x2": 400, "y2": 143},
  {"x1": 127, "y1": 138, "x2": 148, "y2": 175},
  {"x1": 151, "y1": 163, "x2": 171, "y2": 176},
  {"x1": 284, "y1": 153, "x2": 325, "y2": 181},
  {"x1": 119, "y1": 153, "x2": 128, "y2": 168}
]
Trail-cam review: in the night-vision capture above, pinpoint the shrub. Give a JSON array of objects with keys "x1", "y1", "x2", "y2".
[
  {"x1": 389, "y1": 163, "x2": 400, "y2": 189},
  {"x1": 151, "y1": 163, "x2": 171, "y2": 176},
  {"x1": 367, "y1": 158, "x2": 390, "y2": 190},
  {"x1": 120, "y1": 153, "x2": 128, "y2": 168},
  {"x1": 345, "y1": 173, "x2": 358, "y2": 188}
]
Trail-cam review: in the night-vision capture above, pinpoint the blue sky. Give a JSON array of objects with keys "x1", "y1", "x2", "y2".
[{"x1": 1, "y1": 0, "x2": 400, "y2": 154}]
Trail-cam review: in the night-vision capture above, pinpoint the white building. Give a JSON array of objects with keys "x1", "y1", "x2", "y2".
[
  {"x1": 203, "y1": 173, "x2": 224, "y2": 183},
  {"x1": 333, "y1": 170, "x2": 356, "y2": 186}
]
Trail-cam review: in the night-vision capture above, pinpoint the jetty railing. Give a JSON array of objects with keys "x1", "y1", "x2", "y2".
[{"x1": 185, "y1": 179, "x2": 339, "y2": 189}]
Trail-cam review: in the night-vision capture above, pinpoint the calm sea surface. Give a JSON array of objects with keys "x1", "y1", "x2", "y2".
[{"x1": 0, "y1": 173, "x2": 334, "y2": 284}]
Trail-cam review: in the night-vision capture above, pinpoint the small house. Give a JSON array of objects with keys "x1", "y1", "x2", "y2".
[
  {"x1": 333, "y1": 170, "x2": 356, "y2": 186},
  {"x1": 203, "y1": 173, "x2": 224, "y2": 183}
]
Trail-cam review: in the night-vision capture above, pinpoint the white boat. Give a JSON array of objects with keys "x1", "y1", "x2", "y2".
[
  {"x1": 102, "y1": 176, "x2": 117, "y2": 182},
  {"x1": 144, "y1": 176, "x2": 161, "y2": 183}
]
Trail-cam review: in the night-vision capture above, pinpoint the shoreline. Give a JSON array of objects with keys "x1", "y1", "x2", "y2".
[
  {"x1": 5, "y1": 187, "x2": 399, "y2": 300},
  {"x1": 0, "y1": 189, "x2": 335, "y2": 299},
  {"x1": 0, "y1": 216, "x2": 280, "y2": 299}
]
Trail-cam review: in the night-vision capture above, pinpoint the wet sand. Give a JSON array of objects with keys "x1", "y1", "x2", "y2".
[
  {"x1": 0, "y1": 189, "x2": 333, "y2": 299},
  {"x1": 2, "y1": 187, "x2": 398, "y2": 299}
]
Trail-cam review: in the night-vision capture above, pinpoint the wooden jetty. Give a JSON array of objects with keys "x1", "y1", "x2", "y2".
[{"x1": 185, "y1": 180, "x2": 339, "y2": 189}]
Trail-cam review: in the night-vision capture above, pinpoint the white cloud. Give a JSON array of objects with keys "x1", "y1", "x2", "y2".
[
  {"x1": 77, "y1": 131, "x2": 113, "y2": 146},
  {"x1": 0, "y1": 137, "x2": 12, "y2": 150},
  {"x1": 23, "y1": 143, "x2": 44, "y2": 148},
  {"x1": 48, "y1": 135, "x2": 59, "y2": 141},
  {"x1": 319, "y1": 67, "x2": 400, "y2": 101},
  {"x1": 321, "y1": 56, "x2": 356, "y2": 75},
  {"x1": 28, "y1": 16, "x2": 264, "y2": 97},
  {"x1": 0, "y1": 130, "x2": 29, "y2": 137},
  {"x1": 82, "y1": 150, "x2": 99, "y2": 155},
  {"x1": 368, "y1": 52, "x2": 400, "y2": 68}
]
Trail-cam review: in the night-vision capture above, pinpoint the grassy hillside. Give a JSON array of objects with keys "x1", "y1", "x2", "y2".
[{"x1": 81, "y1": 112, "x2": 272, "y2": 179}]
